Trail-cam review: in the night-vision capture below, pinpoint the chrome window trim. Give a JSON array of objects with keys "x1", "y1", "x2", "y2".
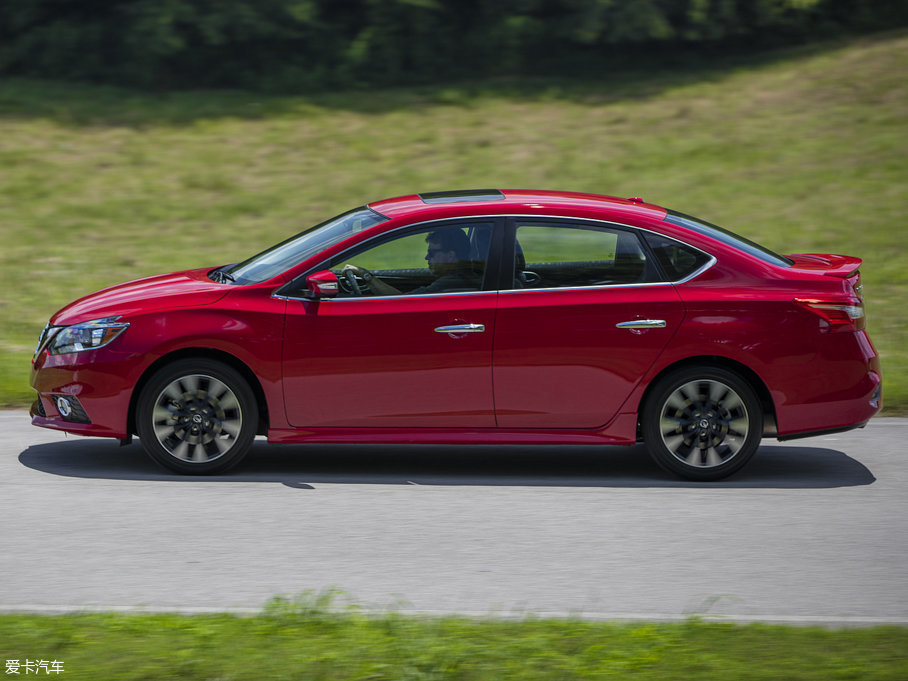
[
  {"x1": 507, "y1": 215, "x2": 717, "y2": 291},
  {"x1": 499, "y1": 281, "x2": 675, "y2": 296},
  {"x1": 273, "y1": 215, "x2": 504, "y2": 302},
  {"x1": 501, "y1": 253, "x2": 717, "y2": 294},
  {"x1": 272, "y1": 212, "x2": 717, "y2": 301},
  {"x1": 275, "y1": 290, "x2": 500, "y2": 302}
]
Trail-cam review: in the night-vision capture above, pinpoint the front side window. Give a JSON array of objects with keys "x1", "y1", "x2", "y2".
[
  {"x1": 225, "y1": 207, "x2": 388, "y2": 284},
  {"x1": 329, "y1": 222, "x2": 494, "y2": 297},
  {"x1": 511, "y1": 222, "x2": 656, "y2": 289}
]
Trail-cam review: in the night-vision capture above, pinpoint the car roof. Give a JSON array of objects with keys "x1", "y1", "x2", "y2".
[{"x1": 368, "y1": 189, "x2": 667, "y2": 223}]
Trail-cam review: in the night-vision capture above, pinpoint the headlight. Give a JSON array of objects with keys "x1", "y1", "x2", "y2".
[{"x1": 47, "y1": 317, "x2": 130, "y2": 355}]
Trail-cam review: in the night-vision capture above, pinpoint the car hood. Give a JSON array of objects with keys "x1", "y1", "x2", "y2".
[{"x1": 50, "y1": 267, "x2": 231, "y2": 325}]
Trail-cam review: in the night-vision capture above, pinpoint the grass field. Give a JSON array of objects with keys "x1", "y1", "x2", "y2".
[
  {"x1": 1, "y1": 606, "x2": 907, "y2": 680},
  {"x1": 0, "y1": 31, "x2": 905, "y2": 410}
]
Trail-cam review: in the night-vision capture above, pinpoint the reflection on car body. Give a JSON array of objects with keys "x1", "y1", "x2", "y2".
[{"x1": 30, "y1": 190, "x2": 881, "y2": 480}]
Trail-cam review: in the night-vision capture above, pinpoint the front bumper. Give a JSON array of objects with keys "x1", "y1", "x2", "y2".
[{"x1": 30, "y1": 347, "x2": 144, "y2": 439}]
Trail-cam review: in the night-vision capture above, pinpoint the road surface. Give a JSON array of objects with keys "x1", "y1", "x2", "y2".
[{"x1": 2, "y1": 411, "x2": 907, "y2": 626}]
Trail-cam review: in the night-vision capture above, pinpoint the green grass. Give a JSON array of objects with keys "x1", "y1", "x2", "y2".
[
  {"x1": 1, "y1": 606, "x2": 906, "y2": 680},
  {"x1": 1, "y1": 31, "x2": 906, "y2": 410}
]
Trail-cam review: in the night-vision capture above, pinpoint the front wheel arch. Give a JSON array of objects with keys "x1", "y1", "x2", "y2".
[{"x1": 128, "y1": 348, "x2": 269, "y2": 438}]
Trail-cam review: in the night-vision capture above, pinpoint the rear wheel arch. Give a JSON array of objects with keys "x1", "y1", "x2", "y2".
[
  {"x1": 638, "y1": 356, "x2": 777, "y2": 437},
  {"x1": 128, "y1": 348, "x2": 269, "y2": 437}
]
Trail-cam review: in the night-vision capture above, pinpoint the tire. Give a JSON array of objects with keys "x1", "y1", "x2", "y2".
[
  {"x1": 136, "y1": 359, "x2": 258, "y2": 475},
  {"x1": 642, "y1": 366, "x2": 762, "y2": 481}
]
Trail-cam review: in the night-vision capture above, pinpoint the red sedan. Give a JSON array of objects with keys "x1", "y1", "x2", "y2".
[{"x1": 30, "y1": 190, "x2": 881, "y2": 480}]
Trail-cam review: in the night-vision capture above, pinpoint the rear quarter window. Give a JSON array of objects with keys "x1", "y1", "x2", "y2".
[
  {"x1": 642, "y1": 232, "x2": 712, "y2": 281},
  {"x1": 666, "y1": 211, "x2": 793, "y2": 267}
]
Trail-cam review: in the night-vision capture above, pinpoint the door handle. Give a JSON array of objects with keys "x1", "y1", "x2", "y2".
[
  {"x1": 435, "y1": 323, "x2": 485, "y2": 337},
  {"x1": 616, "y1": 319, "x2": 667, "y2": 329}
]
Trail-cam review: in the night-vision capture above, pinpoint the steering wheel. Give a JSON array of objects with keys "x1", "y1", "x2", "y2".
[{"x1": 343, "y1": 269, "x2": 364, "y2": 296}]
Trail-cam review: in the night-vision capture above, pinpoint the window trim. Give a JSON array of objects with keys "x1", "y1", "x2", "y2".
[
  {"x1": 274, "y1": 214, "x2": 717, "y2": 300},
  {"x1": 666, "y1": 210, "x2": 793, "y2": 267},
  {"x1": 275, "y1": 216, "x2": 507, "y2": 301},
  {"x1": 226, "y1": 206, "x2": 388, "y2": 285},
  {"x1": 498, "y1": 216, "x2": 716, "y2": 294}
]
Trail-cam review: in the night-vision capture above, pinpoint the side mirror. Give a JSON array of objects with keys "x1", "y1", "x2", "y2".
[{"x1": 306, "y1": 270, "x2": 339, "y2": 298}]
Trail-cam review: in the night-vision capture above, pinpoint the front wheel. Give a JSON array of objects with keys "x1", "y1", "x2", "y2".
[
  {"x1": 136, "y1": 359, "x2": 258, "y2": 474},
  {"x1": 642, "y1": 366, "x2": 762, "y2": 481}
]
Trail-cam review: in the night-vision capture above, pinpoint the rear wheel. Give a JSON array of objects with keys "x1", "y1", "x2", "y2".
[
  {"x1": 642, "y1": 366, "x2": 762, "y2": 481},
  {"x1": 136, "y1": 359, "x2": 257, "y2": 474}
]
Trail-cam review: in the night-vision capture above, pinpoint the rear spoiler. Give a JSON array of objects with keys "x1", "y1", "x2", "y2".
[{"x1": 786, "y1": 254, "x2": 862, "y2": 279}]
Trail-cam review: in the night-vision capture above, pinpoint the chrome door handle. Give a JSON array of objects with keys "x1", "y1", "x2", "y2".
[
  {"x1": 435, "y1": 323, "x2": 485, "y2": 336},
  {"x1": 616, "y1": 319, "x2": 667, "y2": 329}
]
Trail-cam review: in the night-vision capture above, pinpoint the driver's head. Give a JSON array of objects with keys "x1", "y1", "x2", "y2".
[{"x1": 425, "y1": 229, "x2": 470, "y2": 274}]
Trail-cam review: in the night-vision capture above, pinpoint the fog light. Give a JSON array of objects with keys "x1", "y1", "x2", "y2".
[
  {"x1": 55, "y1": 396, "x2": 73, "y2": 417},
  {"x1": 52, "y1": 395, "x2": 91, "y2": 423}
]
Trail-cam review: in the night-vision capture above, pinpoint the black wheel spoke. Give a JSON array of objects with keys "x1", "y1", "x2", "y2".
[
  {"x1": 151, "y1": 373, "x2": 243, "y2": 464},
  {"x1": 658, "y1": 379, "x2": 750, "y2": 469}
]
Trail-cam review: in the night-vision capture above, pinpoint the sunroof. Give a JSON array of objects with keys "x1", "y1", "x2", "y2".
[{"x1": 418, "y1": 189, "x2": 505, "y2": 204}]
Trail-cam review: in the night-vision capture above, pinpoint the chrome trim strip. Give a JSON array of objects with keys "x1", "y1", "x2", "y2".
[
  {"x1": 272, "y1": 212, "x2": 718, "y2": 301},
  {"x1": 669, "y1": 254, "x2": 717, "y2": 285},
  {"x1": 500, "y1": 281, "x2": 674, "y2": 295},
  {"x1": 277, "y1": 290, "x2": 499, "y2": 302}
]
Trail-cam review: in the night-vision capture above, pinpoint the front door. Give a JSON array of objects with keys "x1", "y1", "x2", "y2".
[{"x1": 282, "y1": 220, "x2": 499, "y2": 428}]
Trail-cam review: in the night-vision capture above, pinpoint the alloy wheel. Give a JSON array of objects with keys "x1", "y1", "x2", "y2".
[
  {"x1": 658, "y1": 379, "x2": 750, "y2": 469},
  {"x1": 151, "y1": 373, "x2": 243, "y2": 463}
]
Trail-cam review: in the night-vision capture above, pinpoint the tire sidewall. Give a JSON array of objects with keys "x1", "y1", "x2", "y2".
[
  {"x1": 643, "y1": 366, "x2": 762, "y2": 481},
  {"x1": 136, "y1": 358, "x2": 258, "y2": 475}
]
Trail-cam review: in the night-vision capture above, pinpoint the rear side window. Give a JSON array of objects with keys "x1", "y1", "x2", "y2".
[
  {"x1": 512, "y1": 222, "x2": 658, "y2": 289},
  {"x1": 666, "y1": 211, "x2": 793, "y2": 267},
  {"x1": 642, "y1": 233, "x2": 712, "y2": 281}
]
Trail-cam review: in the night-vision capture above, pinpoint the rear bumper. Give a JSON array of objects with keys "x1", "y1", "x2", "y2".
[
  {"x1": 777, "y1": 420, "x2": 871, "y2": 442},
  {"x1": 774, "y1": 332, "x2": 882, "y2": 438}
]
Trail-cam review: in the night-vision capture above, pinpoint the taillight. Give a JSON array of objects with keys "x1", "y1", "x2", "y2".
[{"x1": 795, "y1": 298, "x2": 865, "y2": 332}]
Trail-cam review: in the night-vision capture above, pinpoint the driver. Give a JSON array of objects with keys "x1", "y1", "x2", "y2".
[{"x1": 343, "y1": 229, "x2": 480, "y2": 296}]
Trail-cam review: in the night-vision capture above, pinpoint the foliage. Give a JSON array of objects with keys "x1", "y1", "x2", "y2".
[
  {"x1": 0, "y1": 32, "x2": 905, "y2": 410},
  {"x1": 1, "y1": 607, "x2": 907, "y2": 680},
  {"x1": 1, "y1": 0, "x2": 906, "y2": 91}
]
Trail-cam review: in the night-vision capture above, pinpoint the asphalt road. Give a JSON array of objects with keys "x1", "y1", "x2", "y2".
[{"x1": 2, "y1": 411, "x2": 907, "y2": 626}]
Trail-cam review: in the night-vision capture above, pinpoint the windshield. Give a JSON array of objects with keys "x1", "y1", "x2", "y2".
[
  {"x1": 225, "y1": 206, "x2": 388, "y2": 284},
  {"x1": 666, "y1": 211, "x2": 793, "y2": 267}
]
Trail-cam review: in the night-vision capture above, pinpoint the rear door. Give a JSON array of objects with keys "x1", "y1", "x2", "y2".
[{"x1": 492, "y1": 219, "x2": 685, "y2": 429}]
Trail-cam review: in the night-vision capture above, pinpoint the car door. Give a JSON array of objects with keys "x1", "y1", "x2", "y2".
[
  {"x1": 492, "y1": 219, "x2": 686, "y2": 429},
  {"x1": 281, "y1": 219, "x2": 501, "y2": 428}
]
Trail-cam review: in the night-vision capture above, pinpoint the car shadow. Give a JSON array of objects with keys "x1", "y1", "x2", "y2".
[{"x1": 18, "y1": 439, "x2": 875, "y2": 489}]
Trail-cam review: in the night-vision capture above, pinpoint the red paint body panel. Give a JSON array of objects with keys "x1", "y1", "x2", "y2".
[
  {"x1": 32, "y1": 285, "x2": 287, "y2": 437},
  {"x1": 30, "y1": 190, "x2": 881, "y2": 456},
  {"x1": 282, "y1": 293, "x2": 497, "y2": 427},
  {"x1": 267, "y1": 411, "x2": 641, "y2": 446},
  {"x1": 493, "y1": 285, "x2": 684, "y2": 428},
  {"x1": 52, "y1": 268, "x2": 229, "y2": 325}
]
